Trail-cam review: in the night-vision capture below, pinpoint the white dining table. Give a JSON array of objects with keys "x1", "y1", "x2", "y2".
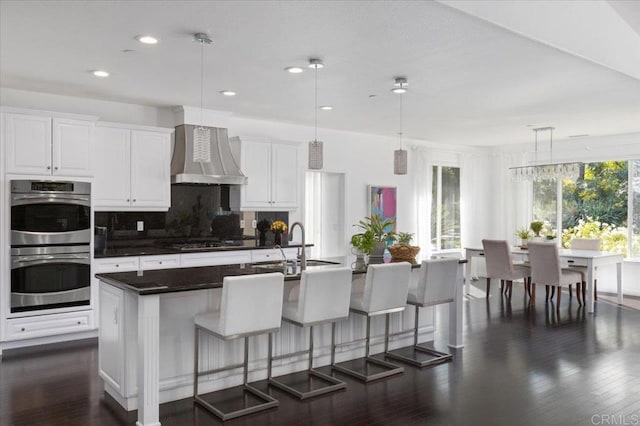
[{"x1": 464, "y1": 247, "x2": 624, "y2": 313}]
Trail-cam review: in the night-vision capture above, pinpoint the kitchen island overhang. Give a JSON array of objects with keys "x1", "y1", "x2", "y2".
[{"x1": 96, "y1": 261, "x2": 464, "y2": 426}]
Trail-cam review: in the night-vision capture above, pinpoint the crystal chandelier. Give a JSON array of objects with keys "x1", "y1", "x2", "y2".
[
  {"x1": 308, "y1": 58, "x2": 324, "y2": 170},
  {"x1": 193, "y1": 33, "x2": 212, "y2": 163},
  {"x1": 392, "y1": 77, "x2": 408, "y2": 175},
  {"x1": 510, "y1": 127, "x2": 581, "y2": 181}
]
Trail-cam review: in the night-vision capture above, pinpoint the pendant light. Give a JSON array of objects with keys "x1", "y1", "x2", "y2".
[
  {"x1": 510, "y1": 127, "x2": 581, "y2": 181},
  {"x1": 308, "y1": 58, "x2": 324, "y2": 170},
  {"x1": 392, "y1": 77, "x2": 408, "y2": 175},
  {"x1": 193, "y1": 33, "x2": 212, "y2": 163}
]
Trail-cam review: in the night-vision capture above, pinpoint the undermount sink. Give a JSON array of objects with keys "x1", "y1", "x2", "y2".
[{"x1": 253, "y1": 259, "x2": 341, "y2": 276}]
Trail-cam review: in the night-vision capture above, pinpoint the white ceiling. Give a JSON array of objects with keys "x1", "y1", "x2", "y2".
[{"x1": 1, "y1": 0, "x2": 639, "y2": 146}]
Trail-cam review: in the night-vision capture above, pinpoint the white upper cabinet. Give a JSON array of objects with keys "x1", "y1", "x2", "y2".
[
  {"x1": 5, "y1": 113, "x2": 94, "y2": 177},
  {"x1": 94, "y1": 123, "x2": 172, "y2": 211},
  {"x1": 233, "y1": 139, "x2": 299, "y2": 210}
]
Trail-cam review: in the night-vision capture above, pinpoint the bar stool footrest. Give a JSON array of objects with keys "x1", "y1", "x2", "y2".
[
  {"x1": 332, "y1": 356, "x2": 404, "y2": 383},
  {"x1": 386, "y1": 344, "x2": 453, "y2": 368},
  {"x1": 194, "y1": 383, "x2": 278, "y2": 421},
  {"x1": 268, "y1": 369, "x2": 346, "y2": 400}
]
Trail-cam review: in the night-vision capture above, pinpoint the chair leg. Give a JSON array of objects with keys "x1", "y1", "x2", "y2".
[
  {"x1": 582, "y1": 281, "x2": 587, "y2": 306},
  {"x1": 500, "y1": 279, "x2": 504, "y2": 294},
  {"x1": 576, "y1": 283, "x2": 582, "y2": 306},
  {"x1": 569, "y1": 285, "x2": 572, "y2": 298},
  {"x1": 486, "y1": 278, "x2": 491, "y2": 298},
  {"x1": 594, "y1": 279, "x2": 598, "y2": 301},
  {"x1": 193, "y1": 327, "x2": 199, "y2": 398},
  {"x1": 506, "y1": 280, "x2": 513, "y2": 299},
  {"x1": 545, "y1": 285, "x2": 549, "y2": 301},
  {"x1": 550, "y1": 286, "x2": 556, "y2": 299},
  {"x1": 556, "y1": 286, "x2": 561, "y2": 307}
]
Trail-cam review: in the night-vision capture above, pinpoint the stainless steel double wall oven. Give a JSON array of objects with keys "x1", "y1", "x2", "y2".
[{"x1": 10, "y1": 180, "x2": 91, "y2": 313}]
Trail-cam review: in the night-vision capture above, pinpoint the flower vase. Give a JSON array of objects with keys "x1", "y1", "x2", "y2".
[{"x1": 274, "y1": 232, "x2": 282, "y2": 246}]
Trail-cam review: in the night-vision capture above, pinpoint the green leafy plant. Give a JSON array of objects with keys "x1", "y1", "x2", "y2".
[
  {"x1": 515, "y1": 227, "x2": 532, "y2": 240},
  {"x1": 530, "y1": 221, "x2": 544, "y2": 237},
  {"x1": 350, "y1": 231, "x2": 375, "y2": 254},
  {"x1": 396, "y1": 232, "x2": 414, "y2": 244},
  {"x1": 355, "y1": 214, "x2": 396, "y2": 243}
]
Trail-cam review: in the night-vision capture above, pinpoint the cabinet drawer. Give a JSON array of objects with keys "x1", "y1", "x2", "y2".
[
  {"x1": 251, "y1": 248, "x2": 309, "y2": 263},
  {"x1": 6, "y1": 310, "x2": 93, "y2": 341},
  {"x1": 140, "y1": 255, "x2": 180, "y2": 270},
  {"x1": 94, "y1": 257, "x2": 140, "y2": 273},
  {"x1": 563, "y1": 258, "x2": 589, "y2": 268},
  {"x1": 180, "y1": 251, "x2": 251, "y2": 267}
]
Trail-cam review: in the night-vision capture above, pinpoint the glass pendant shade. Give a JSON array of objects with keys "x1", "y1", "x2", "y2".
[
  {"x1": 308, "y1": 140, "x2": 323, "y2": 170},
  {"x1": 193, "y1": 126, "x2": 211, "y2": 163},
  {"x1": 394, "y1": 149, "x2": 408, "y2": 175}
]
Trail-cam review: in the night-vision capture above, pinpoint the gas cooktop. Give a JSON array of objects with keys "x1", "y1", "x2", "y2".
[{"x1": 168, "y1": 241, "x2": 241, "y2": 251}]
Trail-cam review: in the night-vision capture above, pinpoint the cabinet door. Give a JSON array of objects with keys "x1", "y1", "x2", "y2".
[
  {"x1": 5, "y1": 113, "x2": 52, "y2": 174},
  {"x1": 271, "y1": 143, "x2": 298, "y2": 208},
  {"x1": 130, "y1": 130, "x2": 171, "y2": 209},
  {"x1": 98, "y1": 284, "x2": 125, "y2": 394},
  {"x1": 52, "y1": 118, "x2": 94, "y2": 177},
  {"x1": 94, "y1": 127, "x2": 132, "y2": 209},
  {"x1": 241, "y1": 140, "x2": 272, "y2": 208}
]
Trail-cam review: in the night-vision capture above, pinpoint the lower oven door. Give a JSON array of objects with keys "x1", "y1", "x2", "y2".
[{"x1": 10, "y1": 246, "x2": 91, "y2": 313}]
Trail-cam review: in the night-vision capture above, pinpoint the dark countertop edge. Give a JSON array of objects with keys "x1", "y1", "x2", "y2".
[
  {"x1": 96, "y1": 259, "x2": 466, "y2": 296},
  {"x1": 94, "y1": 243, "x2": 314, "y2": 259}
]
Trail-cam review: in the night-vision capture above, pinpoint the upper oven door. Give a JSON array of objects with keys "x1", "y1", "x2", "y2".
[{"x1": 11, "y1": 193, "x2": 91, "y2": 246}]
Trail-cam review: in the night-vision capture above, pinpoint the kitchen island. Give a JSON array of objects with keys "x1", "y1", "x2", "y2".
[{"x1": 96, "y1": 260, "x2": 464, "y2": 426}]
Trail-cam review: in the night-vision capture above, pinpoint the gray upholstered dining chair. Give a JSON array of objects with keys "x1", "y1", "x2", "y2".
[
  {"x1": 567, "y1": 238, "x2": 601, "y2": 304},
  {"x1": 481, "y1": 239, "x2": 531, "y2": 299},
  {"x1": 528, "y1": 242, "x2": 583, "y2": 309}
]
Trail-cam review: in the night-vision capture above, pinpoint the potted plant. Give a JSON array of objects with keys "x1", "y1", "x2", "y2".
[
  {"x1": 530, "y1": 220, "x2": 544, "y2": 241},
  {"x1": 515, "y1": 227, "x2": 532, "y2": 248},
  {"x1": 388, "y1": 232, "x2": 421, "y2": 264},
  {"x1": 350, "y1": 231, "x2": 374, "y2": 270},
  {"x1": 353, "y1": 214, "x2": 396, "y2": 264}
]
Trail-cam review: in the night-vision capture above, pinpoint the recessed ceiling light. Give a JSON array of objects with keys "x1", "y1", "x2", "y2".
[
  {"x1": 319, "y1": 105, "x2": 333, "y2": 110},
  {"x1": 285, "y1": 66, "x2": 304, "y2": 74},
  {"x1": 220, "y1": 90, "x2": 236, "y2": 96},
  {"x1": 136, "y1": 35, "x2": 159, "y2": 44},
  {"x1": 92, "y1": 70, "x2": 110, "y2": 78}
]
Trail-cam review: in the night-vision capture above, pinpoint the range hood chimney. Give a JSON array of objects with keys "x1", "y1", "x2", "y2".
[{"x1": 171, "y1": 125, "x2": 247, "y2": 185}]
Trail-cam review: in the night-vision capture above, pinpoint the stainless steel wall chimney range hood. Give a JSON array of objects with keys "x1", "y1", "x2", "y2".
[{"x1": 171, "y1": 125, "x2": 247, "y2": 185}]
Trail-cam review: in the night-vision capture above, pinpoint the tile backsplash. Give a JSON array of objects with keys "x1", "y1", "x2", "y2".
[{"x1": 95, "y1": 184, "x2": 289, "y2": 246}]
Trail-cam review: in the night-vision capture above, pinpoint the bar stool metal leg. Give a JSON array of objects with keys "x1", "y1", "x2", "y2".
[
  {"x1": 331, "y1": 310, "x2": 404, "y2": 382},
  {"x1": 385, "y1": 305, "x2": 453, "y2": 368},
  {"x1": 268, "y1": 323, "x2": 346, "y2": 400}
]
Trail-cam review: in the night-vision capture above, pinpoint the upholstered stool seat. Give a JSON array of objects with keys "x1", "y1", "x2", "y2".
[
  {"x1": 386, "y1": 258, "x2": 458, "y2": 367},
  {"x1": 193, "y1": 273, "x2": 284, "y2": 421},
  {"x1": 268, "y1": 267, "x2": 353, "y2": 399},
  {"x1": 331, "y1": 262, "x2": 412, "y2": 382}
]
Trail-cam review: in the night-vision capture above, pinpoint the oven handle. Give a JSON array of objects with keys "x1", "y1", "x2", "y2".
[
  {"x1": 11, "y1": 254, "x2": 91, "y2": 269},
  {"x1": 11, "y1": 194, "x2": 90, "y2": 207}
]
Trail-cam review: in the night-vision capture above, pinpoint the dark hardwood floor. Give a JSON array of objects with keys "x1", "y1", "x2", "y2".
[{"x1": 2, "y1": 283, "x2": 640, "y2": 426}]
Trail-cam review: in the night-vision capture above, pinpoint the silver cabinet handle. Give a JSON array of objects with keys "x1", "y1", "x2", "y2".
[
  {"x1": 46, "y1": 166, "x2": 51, "y2": 170},
  {"x1": 159, "y1": 261, "x2": 162, "y2": 264},
  {"x1": 126, "y1": 199, "x2": 130, "y2": 202},
  {"x1": 54, "y1": 166, "x2": 59, "y2": 170},
  {"x1": 133, "y1": 199, "x2": 136, "y2": 202},
  {"x1": 115, "y1": 264, "x2": 119, "y2": 267}
]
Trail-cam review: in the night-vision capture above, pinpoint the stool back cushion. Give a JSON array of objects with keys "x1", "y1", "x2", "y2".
[
  {"x1": 482, "y1": 239, "x2": 515, "y2": 279},
  {"x1": 415, "y1": 258, "x2": 459, "y2": 306},
  {"x1": 570, "y1": 238, "x2": 601, "y2": 251},
  {"x1": 363, "y1": 262, "x2": 412, "y2": 313},
  {"x1": 220, "y1": 273, "x2": 284, "y2": 337},
  {"x1": 299, "y1": 267, "x2": 353, "y2": 324},
  {"x1": 527, "y1": 242, "x2": 561, "y2": 286}
]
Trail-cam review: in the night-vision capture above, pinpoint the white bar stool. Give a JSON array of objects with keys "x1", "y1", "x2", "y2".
[
  {"x1": 193, "y1": 273, "x2": 284, "y2": 421},
  {"x1": 268, "y1": 267, "x2": 353, "y2": 399},
  {"x1": 331, "y1": 262, "x2": 411, "y2": 382},
  {"x1": 386, "y1": 258, "x2": 458, "y2": 368}
]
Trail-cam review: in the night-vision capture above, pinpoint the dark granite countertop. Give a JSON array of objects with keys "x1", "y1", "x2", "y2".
[
  {"x1": 96, "y1": 259, "x2": 465, "y2": 295},
  {"x1": 94, "y1": 242, "x2": 313, "y2": 258}
]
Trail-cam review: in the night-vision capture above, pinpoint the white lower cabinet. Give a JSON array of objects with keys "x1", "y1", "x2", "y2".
[
  {"x1": 180, "y1": 250, "x2": 251, "y2": 267},
  {"x1": 5, "y1": 310, "x2": 93, "y2": 341},
  {"x1": 98, "y1": 284, "x2": 125, "y2": 394},
  {"x1": 139, "y1": 255, "x2": 181, "y2": 270}
]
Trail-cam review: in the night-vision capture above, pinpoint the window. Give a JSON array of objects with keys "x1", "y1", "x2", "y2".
[
  {"x1": 532, "y1": 160, "x2": 635, "y2": 256},
  {"x1": 431, "y1": 165, "x2": 461, "y2": 251}
]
